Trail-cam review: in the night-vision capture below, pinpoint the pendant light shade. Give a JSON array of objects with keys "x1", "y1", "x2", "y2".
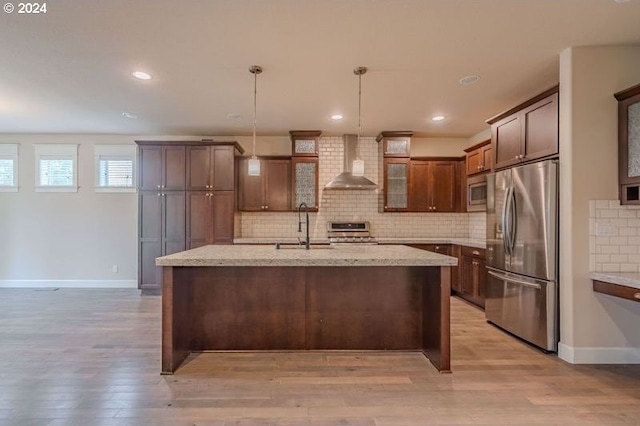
[
  {"x1": 248, "y1": 65, "x2": 262, "y2": 176},
  {"x1": 352, "y1": 66, "x2": 367, "y2": 177}
]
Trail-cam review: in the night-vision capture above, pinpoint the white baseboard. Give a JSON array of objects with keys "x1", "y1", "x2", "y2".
[
  {"x1": 0, "y1": 280, "x2": 138, "y2": 289},
  {"x1": 559, "y1": 341, "x2": 640, "y2": 364}
]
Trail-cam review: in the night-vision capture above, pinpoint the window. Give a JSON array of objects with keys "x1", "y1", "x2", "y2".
[
  {"x1": 34, "y1": 144, "x2": 78, "y2": 192},
  {"x1": 94, "y1": 145, "x2": 136, "y2": 192},
  {"x1": 0, "y1": 144, "x2": 18, "y2": 192}
]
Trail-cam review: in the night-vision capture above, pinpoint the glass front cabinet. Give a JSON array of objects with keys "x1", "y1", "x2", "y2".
[
  {"x1": 615, "y1": 83, "x2": 640, "y2": 205},
  {"x1": 290, "y1": 131, "x2": 320, "y2": 211}
]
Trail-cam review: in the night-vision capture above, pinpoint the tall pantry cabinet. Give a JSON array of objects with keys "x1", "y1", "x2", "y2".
[{"x1": 136, "y1": 140, "x2": 244, "y2": 295}]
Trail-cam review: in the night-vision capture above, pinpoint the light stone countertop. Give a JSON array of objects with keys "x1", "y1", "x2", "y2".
[
  {"x1": 156, "y1": 244, "x2": 458, "y2": 268},
  {"x1": 590, "y1": 272, "x2": 640, "y2": 290},
  {"x1": 233, "y1": 237, "x2": 486, "y2": 249}
]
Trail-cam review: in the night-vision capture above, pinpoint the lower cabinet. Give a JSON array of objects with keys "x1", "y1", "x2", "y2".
[
  {"x1": 410, "y1": 243, "x2": 486, "y2": 309},
  {"x1": 139, "y1": 190, "x2": 235, "y2": 295},
  {"x1": 138, "y1": 191, "x2": 186, "y2": 295},
  {"x1": 458, "y1": 246, "x2": 486, "y2": 308}
]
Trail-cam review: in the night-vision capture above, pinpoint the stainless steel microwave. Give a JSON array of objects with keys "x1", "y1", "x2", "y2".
[{"x1": 467, "y1": 174, "x2": 487, "y2": 212}]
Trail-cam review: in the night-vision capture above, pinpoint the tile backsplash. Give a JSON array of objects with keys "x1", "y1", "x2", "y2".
[
  {"x1": 589, "y1": 200, "x2": 640, "y2": 273},
  {"x1": 238, "y1": 137, "x2": 478, "y2": 240}
]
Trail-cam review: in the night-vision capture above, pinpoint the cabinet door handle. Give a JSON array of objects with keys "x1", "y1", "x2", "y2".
[{"x1": 634, "y1": 292, "x2": 640, "y2": 300}]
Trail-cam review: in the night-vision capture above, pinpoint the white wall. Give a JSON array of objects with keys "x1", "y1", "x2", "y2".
[
  {"x1": 558, "y1": 45, "x2": 640, "y2": 363},
  {"x1": 0, "y1": 135, "x2": 139, "y2": 287}
]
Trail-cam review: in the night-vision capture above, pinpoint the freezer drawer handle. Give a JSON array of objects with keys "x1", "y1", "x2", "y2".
[{"x1": 487, "y1": 270, "x2": 542, "y2": 290}]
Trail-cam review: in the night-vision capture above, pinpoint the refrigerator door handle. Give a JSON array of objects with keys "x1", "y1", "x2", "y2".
[
  {"x1": 502, "y1": 186, "x2": 512, "y2": 256},
  {"x1": 509, "y1": 186, "x2": 517, "y2": 253},
  {"x1": 487, "y1": 269, "x2": 542, "y2": 290}
]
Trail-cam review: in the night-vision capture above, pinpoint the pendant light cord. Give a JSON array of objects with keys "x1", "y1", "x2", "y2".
[
  {"x1": 252, "y1": 69, "x2": 257, "y2": 158},
  {"x1": 357, "y1": 71, "x2": 362, "y2": 159}
]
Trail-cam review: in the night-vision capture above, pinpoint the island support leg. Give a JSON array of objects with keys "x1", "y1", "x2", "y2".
[
  {"x1": 421, "y1": 266, "x2": 451, "y2": 373},
  {"x1": 161, "y1": 266, "x2": 192, "y2": 374}
]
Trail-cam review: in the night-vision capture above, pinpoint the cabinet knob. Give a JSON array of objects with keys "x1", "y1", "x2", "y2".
[
  {"x1": 472, "y1": 250, "x2": 480, "y2": 256},
  {"x1": 634, "y1": 292, "x2": 640, "y2": 300},
  {"x1": 157, "y1": 193, "x2": 161, "y2": 196},
  {"x1": 157, "y1": 185, "x2": 161, "y2": 189},
  {"x1": 162, "y1": 193, "x2": 165, "y2": 197}
]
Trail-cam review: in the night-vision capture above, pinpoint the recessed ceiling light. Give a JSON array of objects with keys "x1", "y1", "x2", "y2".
[
  {"x1": 227, "y1": 113, "x2": 242, "y2": 119},
  {"x1": 331, "y1": 114, "x2": 344, "y2": 120},
  {"x1": 122, "y1": 112, "x2": 138, "y2": 119},
  {"x1": 459, "y1": 74, "x2": 480, "y2": 85},
  {"x1": 614, "y1": 0, "x2": 630, "y2": 3},
  {"x1": 432, "y1": 115, "x2": 446, "y2": 122},
  {"x1": 131, "y1": 71, "x2": 152, "y2": 80}
]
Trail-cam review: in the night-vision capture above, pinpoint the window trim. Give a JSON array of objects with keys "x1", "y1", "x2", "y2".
[
  {"x1": 34, "y1": 144, "x2": 78, "y2": 192},
  {"x1": 0, "y1": 144, "x2": 18, "y2": 192},
  {"x1": 94, "y1": 145, "x2": 136, "y2": 193}
]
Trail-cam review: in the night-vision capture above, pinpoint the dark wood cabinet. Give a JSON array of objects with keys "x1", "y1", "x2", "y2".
[
  {"x1": 614, "y1": 82, "x2": 640, "y2": 205},
  {"x1": 139, "y1": 145, "x2": 186, "y2": 190},
  {"x1": 238, "y1": 158, "x2": 292, "y2": 211},
  {"x1": 187, "y1": 145, "x2": 235, "y2": 191},
  {"x1": 290, "y1": 130, "x2": 321, "y2": 156},
  {"x1": 458, "y1": 246, "x2": 486, "y2": 308},
  {"x1": 136, "y1": 140, "x2": 243, "y2": 295},
  {"x1": 465, "y1": 140, "x2": 492, "y2": 175},
  {"x1": 292, "y1": 157, "x2": 319, "y2": 210},
  {"x1": 186, "y1": 191, "x2": 235, "y2": 249},
  {"x1": 376, "y1": 131, "x2": 412, "y2": 157},
  {"x1": 408, "y1": 160, "x2": 458, "y2": 212},
  {"x1": 488, "y1": 87, "x2": 559, "y2": 170},
  {"x1": 382, "y1": 158, "x2": 410, "y2": 211},
  {"x1": 138, "y1": 191, "x2": 186, "y2": 295}
]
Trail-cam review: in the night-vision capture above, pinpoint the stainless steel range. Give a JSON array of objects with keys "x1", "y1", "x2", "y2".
[{"x1": 327, "y1": 221, "x2": 378, "y2": 244}]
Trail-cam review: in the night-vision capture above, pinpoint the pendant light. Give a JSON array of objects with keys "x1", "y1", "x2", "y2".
[
  {"x1": 248, "y1": 65, "x2": 262, "y2": 176},
  {"x1": 352, "y1": 66, "x2": 367, "y2": 177}
]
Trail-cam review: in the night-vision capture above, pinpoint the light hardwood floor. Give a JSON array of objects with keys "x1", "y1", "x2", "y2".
[{"x1": 0, "y1": 288, "x2": 639, "y2": 425}]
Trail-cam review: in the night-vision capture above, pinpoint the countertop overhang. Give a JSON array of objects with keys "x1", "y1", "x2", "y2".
[
  {"x1": 233, "y1": 237, "x2": 486, "y2": 249},
  {"x1": 156, "y1": 244, "x2": 458, "y2": 268}
]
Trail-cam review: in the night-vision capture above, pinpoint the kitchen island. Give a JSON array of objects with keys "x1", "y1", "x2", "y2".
[{"x1": 156, "y1": 244, "x2": 456, "y2": 374}]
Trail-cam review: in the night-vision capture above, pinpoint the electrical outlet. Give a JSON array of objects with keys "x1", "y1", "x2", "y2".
[{"x1": 112, "y1": 264, "x2": 119, "y2": 273}]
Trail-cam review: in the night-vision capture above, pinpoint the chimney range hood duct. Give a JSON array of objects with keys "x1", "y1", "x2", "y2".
[{"x1": 324, "y1": 134, "x2": 377, "y2": 190}]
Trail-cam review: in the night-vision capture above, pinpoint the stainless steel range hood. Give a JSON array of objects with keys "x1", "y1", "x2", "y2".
[{"x1": 324, "y1": 134, "x2": 377, "y2": 190}]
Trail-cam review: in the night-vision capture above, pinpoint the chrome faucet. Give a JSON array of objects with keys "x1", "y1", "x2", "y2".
[{"x1": 297, "y1": 202, "x2": 310, "y2": 250}]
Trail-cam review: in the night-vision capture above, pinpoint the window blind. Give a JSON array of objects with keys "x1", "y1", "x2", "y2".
[
  {"x1": 39, "y1": 156, "x2": 74, "y2": 186},
  {"x1": 99, "y1": 157, "x2": 133, "y2": 187},
  {"x1": 0, "y1": 158, "x2": 14, "y2": 186}
]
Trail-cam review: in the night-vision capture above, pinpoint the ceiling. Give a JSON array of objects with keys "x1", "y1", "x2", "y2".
[{"x1": 1, "y1": 0, "x2": 639, "y2": 138}]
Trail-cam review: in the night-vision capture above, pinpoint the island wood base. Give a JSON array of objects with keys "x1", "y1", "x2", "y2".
[{"x1": 162, "y1": 265, "x2": 451, "y2": 374}]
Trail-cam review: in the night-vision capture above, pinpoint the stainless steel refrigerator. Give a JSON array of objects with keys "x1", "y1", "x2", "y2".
[{"x1": 485, "y1": 159, "x2": 558, "y2": 352}]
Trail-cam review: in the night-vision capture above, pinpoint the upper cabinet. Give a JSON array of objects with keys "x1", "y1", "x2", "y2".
[
  {"x1": 290, "y1": 131, "x2": 320, "y2": 211},
  {"x1": 378, "y1": 131, "x2": 412, "y2": 212},
  {"x1": 382, "y1": 157, "x2": 410, "y2": 211},
  {"x1": 290, "y1": 130, "x2": 320, "y2": 156},
  {"x1": 139, "y1": 145, "x2": 186, "y2": 191},
  {"x1": 377, "y1": 131, "x2": 412, "y2": 157},
  {"x1": 238, "y1": 157, "x2": 292, "y2": 212},
  {"x1": 292, "y1": 157, "x2": 318, "y2": 210},
  {"x1": 408, "y1": 160, "x2": 458, "y2": 212},
  {"x1": 187, "y1": 145, "x2": 236, "y2": 191},
  {"x1": 464, "y1": 140, "x2": 492, "y2": 176},
  {"x1": 487, "y1": 86, "x2": 559, "y2": 170},
  {"x1": 615, "y1": 83, "x2": 640, "y2": 205}
]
